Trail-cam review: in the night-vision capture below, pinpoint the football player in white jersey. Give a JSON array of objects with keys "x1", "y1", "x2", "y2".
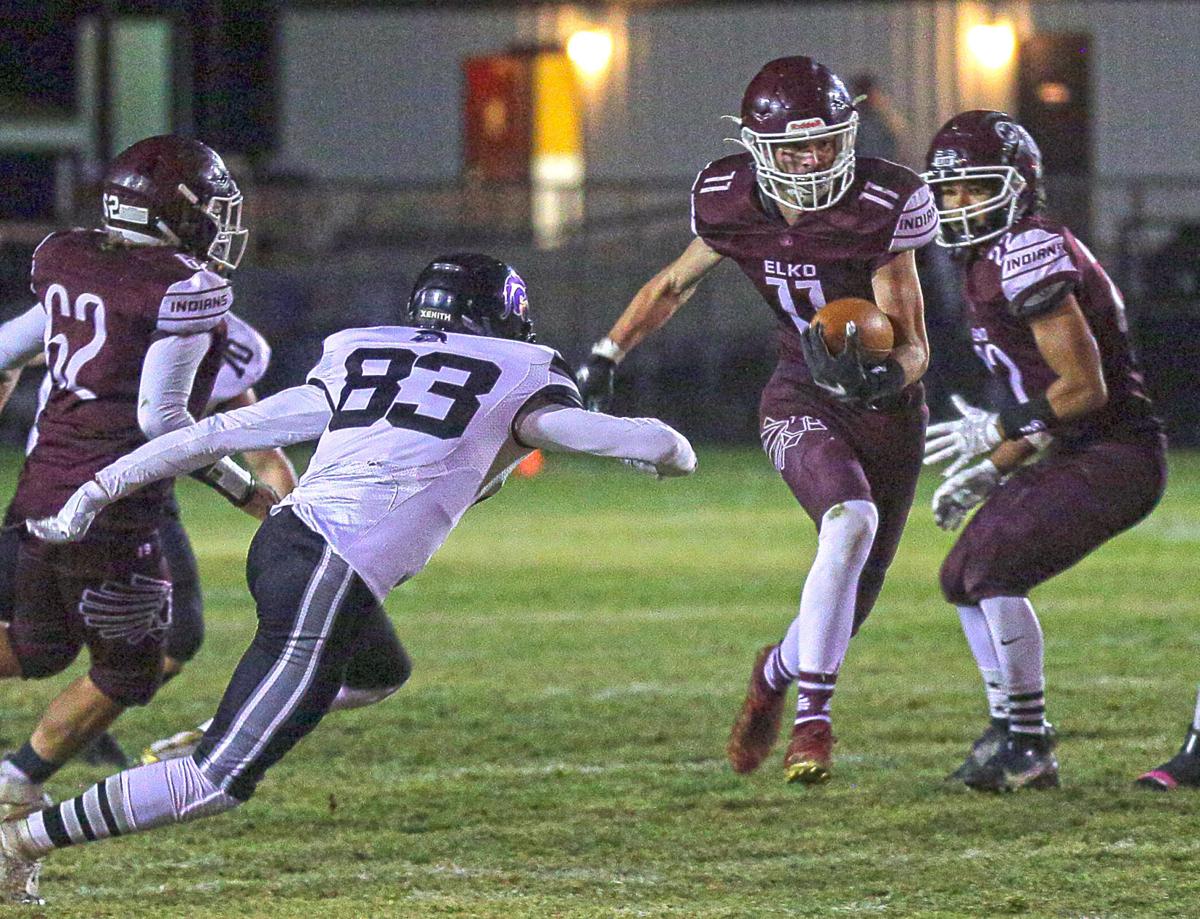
[
  {"x1": 0, "y1": 253, "x2": 695, "y2": 904},
  {"x1": 0, "y1": 312, "x2": 303, "y2": 770}
]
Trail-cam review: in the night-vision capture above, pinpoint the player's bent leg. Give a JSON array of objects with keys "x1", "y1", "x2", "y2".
[
  {"x1": 333, "y1": 601, "x2": 412, "y2": 711},
  {"x1": 194, "y1": 508, "x2": 376, "y2": 800},
  {"x1": 159, "y1": 510, "x2": 205, "y2": 667}
]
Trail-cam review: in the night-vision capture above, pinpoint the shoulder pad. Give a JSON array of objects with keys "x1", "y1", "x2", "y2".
[
  {"x1": 157, "y1": 265, "x2": 233, "y2": 334},
  {"x1": 690, "y1": 154, "x2": 757, "y2": 242},
  {"x1": 888, "y1": 183, "x2": 939, "y2": 252},
  {"x1": 998, "y1": 227, "x2": 1079, "y2": 315}
]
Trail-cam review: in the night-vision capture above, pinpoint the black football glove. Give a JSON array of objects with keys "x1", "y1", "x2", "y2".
[
  {"x1": 800, "y1": 322, "x2": 905, "y2": 405},
  {"x1": 576, "y1": 353, "x2": 616, "y2": 412}
]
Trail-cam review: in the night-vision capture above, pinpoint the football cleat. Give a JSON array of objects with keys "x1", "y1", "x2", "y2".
[
  {"x1": 0, "y1": 782, "x2": 48, "y2": 906},
  {"x1": 727, "y1": 645, "x2": 788, "y2": 775},
  {"x1": 965, "y1": 732, "x2": 1059, "y2": 792},
  {"x1": 140, "y1": 718, "x2": 212, "y2": 766},
  {"x1": 1136, "y1": 728, "x2": 1200, "y2": 790},
  {"x1": 783, "y1": 719, "x2": 835, "y2": 785},
  {"x1": 948, "y1": 721, "x2": 1058, "y2": 784},
  {"x1": 0, "y1": 826, "x2": 42, "y2": 907},
  {"x1": 81, "y1": 731, "x2": 131, "y2": 769}
]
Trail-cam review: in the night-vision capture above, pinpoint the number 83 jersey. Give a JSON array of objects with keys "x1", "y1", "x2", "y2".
[{"x1": 282, "y1": 325, "x2": 581, "y2": 599}]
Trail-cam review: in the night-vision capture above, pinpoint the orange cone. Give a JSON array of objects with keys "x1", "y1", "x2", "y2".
[{"x1": 516, "y1": 450, "x2": 544, "y2": 477}]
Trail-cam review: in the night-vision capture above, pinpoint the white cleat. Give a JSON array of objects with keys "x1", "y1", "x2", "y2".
[
  {"x1": 140, "y1": 718, "x2": 213, "y2": 765},
  {"x1": 0, "y1": 782, "x2": 49, "y2": 907},
  {"x1": 0, "y1": 829, "x2": 43, "y2": 907}
]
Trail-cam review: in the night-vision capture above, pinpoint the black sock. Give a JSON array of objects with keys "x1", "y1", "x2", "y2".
[
  {"x1": 989, "y1": 716, "x2": 1010, "y2": 733},
  {"x1": 7, "y1": 742, "x2": 60, "y2": 784}
]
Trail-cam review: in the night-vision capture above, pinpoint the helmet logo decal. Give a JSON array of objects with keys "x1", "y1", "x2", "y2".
[
  {"x1": 785, "y1": 117, "x2": 826, "y2": 132},
  {"x1": 931, "y1": 149, "x2": 964, "y2": 169},
  {"x1": 103, "y1": 194, "x2": 149, "y2": 225},
  {"x1": 502, "y1": 270, "x2": 528, "y2": 319}
]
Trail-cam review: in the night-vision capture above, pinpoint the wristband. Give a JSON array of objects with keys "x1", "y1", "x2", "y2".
[
  {"x1": 190, "y1": 459, "x2": 255, "y2": 506},
  {"x1": 591, "y1": 337, "x2": 626, "y2": 365},
  {"x1": 999, "y1": 395, "x2": 1055, "y2": 440}
]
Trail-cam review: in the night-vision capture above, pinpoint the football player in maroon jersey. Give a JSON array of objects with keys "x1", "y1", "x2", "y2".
[
  {"x1": 921, "y1": 111, "x2": 1166, "y2": 791},
  {"x1": 0, "y1": 136, "x2": 276, "y2": 827},
  {"x1": 577, "y1": 57, "x2": 939, "y2": 784}
]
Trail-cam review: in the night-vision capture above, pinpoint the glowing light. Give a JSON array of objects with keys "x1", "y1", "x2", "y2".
[
  {"x1": 566, "y1": 29, "x2": 613, "y2": 78},
  {"x1": 966, "y1": 22, "x2": 1017, "y2": 70}
]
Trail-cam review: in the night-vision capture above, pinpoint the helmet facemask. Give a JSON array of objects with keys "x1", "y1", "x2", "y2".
[
  {"x1": 924, "y1": 166, "x2": 1026, "y2": 249},
  {"x1": 736, "y1": 113, "x2": 858, "y2": 212},
  {"x1": 178, "y1": 183, "x2": 248, "y2": 271}
]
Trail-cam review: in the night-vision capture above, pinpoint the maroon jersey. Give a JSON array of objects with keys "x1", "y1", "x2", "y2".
[
  {"x1": 690, "y1": 153, "x2": 938, "y2": 387},
  {"x1": 11, "y1": 230, "x2": 230, "y2": 532},
  {"x1": 962, "y1": 215, "x2": 1161, "y2": 445}
]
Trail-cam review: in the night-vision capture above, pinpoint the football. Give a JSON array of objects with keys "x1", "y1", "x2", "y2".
[{"x1": 812, "y1": 297, "x2": 895, "y2": 364}]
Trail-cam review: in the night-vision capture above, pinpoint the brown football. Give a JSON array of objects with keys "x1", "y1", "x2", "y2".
[{"x1": 812, "y1": 297, "x2": 895, "y2": 364}]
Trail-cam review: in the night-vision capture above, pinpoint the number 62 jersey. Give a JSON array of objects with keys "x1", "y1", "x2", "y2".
[{"x1": 281, "y1": 325, "x2": 581, "y2": 599}]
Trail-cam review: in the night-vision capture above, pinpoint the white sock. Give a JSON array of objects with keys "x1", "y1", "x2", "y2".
[
  {"x1": 778, "y1": 500, "x2": 879, "y2": 681},
  {"x1": 980, "y1": 596, "x2": 1046, "y2": 735},
  {"x1": 11, "y1": 757, "x2": 241, "y2": 858},
  {"x1": 956, "y1": 604, "x2": 1006, "y2": 722},
  {"x1": 0, "y1": 758, "x2": 35, "y2": 787}
]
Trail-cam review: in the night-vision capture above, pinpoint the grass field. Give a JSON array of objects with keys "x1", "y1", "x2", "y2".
[{"x1": 3, "y1": 446, "x2": 1199, "y2": 918}]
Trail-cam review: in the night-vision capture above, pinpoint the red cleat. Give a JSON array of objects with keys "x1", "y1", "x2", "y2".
[
  {"x1": 727, "y1": 644, "x2": 787, "y2": 774},
  {"x1": 784, "y1": 719, "x2": 835, "y2": 785}
]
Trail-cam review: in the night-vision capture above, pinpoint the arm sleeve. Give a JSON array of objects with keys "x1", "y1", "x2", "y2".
[
  {"x1": 137, "y1": 333, "x2": 211, "y2": 438},
  {"x1": 0, "y1": 305, "x2": 46, "y2": 371},
  {"x1": 95, "y1": 384, "x2": 331, "y2": 504},
  {"x1": 515, "y1": 404, "x2": 693, "y2": 468}
]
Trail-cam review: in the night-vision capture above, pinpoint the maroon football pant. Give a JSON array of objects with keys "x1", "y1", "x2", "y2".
[
  {"x1": 10, "y1": 530, "x2": 171, "y2": 706},
  {"x1": 940, "y1": 436, "x2": 1167, "y2": 604},
  {"x1": 759, "y1": 367, "x2": 927, "y2": 632}
]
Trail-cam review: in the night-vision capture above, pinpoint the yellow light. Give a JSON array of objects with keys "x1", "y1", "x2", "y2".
[
  {"x1": 566, "y1": 29, "x2": 613, "y2": 78},
  {"x1": 966, "y1": 22, "x2": 1016, "y2": 70}
]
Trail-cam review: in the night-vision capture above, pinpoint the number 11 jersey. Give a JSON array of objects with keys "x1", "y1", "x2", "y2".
[{"x1": 283, "y1": 325, "x2": 581, "y2": 599}]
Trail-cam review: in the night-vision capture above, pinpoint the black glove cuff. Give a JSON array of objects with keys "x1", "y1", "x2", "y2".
[
  {"x1": 861, "y1": 357, "x2": 906, "y2": 402},
  {"x1": 998, "y1": 394, "x2": 1055, "y2": 440}
]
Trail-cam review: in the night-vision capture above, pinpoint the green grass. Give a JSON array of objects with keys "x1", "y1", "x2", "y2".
[{"x1": 4, "y1": 447, "x2": 1200, "y2": 917}]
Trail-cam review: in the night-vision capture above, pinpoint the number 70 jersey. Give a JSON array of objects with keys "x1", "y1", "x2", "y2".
[{"x1": 283, "y1": 325, "x2": 581, "y2": 599}]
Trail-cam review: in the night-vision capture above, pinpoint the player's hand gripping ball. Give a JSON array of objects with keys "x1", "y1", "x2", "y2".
[{"x1": 812, "y1": 297, "x2": 894, "y2": 364}]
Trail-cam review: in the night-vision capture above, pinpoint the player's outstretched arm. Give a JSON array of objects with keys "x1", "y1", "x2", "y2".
[
  {"x1": 27, "y1": 384, "x2": 332, "y2": 543},
  {"x1": 515, "y1": 404, "x2": 696, "y2": 478},
  {"x1": 213, "y1": 387, "x2": 299, "y2": 498},
  {"x1": 577, "y1": 237, "x2": 723, "y2": 411},
  {"x1": 870, "y1": 249, "x2": 929, "y2": 387}
]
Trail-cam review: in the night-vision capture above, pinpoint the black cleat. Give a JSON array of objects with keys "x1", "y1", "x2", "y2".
[
  {"x1": 1136, "y1": 728, "x2": 1200, "y2": 790},
  {"x1": 80, "y1": 732, "x2": 131, "y2": 769},
  {"x1": 965, "y1": 731, "x2": 1059, "y2": 793},
  {"x1": 946, "y1": 721, "x2": 1008, "y2": 782}
]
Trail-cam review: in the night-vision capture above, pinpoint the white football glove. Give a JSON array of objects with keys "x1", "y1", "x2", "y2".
[
  {"x1": 25, "y1": 480, "x2": 109, "y2": 543},
  {"x1": 924, "y1": 394, "x2": 1004, "y2": 477},
  {"x1": 931, "y1": 459, "x2": 1001, "y2": 531},
  {"x1": 623, "y1": 436, "x2": 697, "y2": 479}
]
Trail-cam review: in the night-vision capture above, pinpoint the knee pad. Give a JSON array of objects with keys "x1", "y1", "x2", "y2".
[
  {"x1": 88, "y1": 663, "x2": 163, "y2": 708},
  {"x1": 164, "y1": 592, "x2": 205, "y2": 663},
  {"x1": 939, "y1": 549, "x2": 970, "y2": 605},
  {"x1": 17, "y1": 641, "x2": 79, "y2": 680},
  {"x1": 818, "y1": 500, "x2": 879, "y2": 560}
]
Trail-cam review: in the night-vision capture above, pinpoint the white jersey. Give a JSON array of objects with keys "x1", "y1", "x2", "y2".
[
  {"x1": 280, "y1": 325, "x2": 580, "y2": 599},
  {"x1": 207, "y1": 312, "x2": 272, "y2": 410}
]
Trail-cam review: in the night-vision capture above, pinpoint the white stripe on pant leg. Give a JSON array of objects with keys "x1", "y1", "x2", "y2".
[
  {"x1": 200, "y1": 546, "x2": 334, "y2": 774},
  {"x1": 226, "y1": 563, "x2": 354, "y2": 788}
]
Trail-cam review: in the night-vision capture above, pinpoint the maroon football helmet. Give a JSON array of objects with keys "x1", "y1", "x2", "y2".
[
  {"x1": 101, "y1": 135, "x2": 248, "y2": 270},
  {"x1": 734, "y1": 56, "x2": 859, "y2": 211},
  {"x1": 922, "y1": 110, "x2": 1045, "y2": 248}
]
